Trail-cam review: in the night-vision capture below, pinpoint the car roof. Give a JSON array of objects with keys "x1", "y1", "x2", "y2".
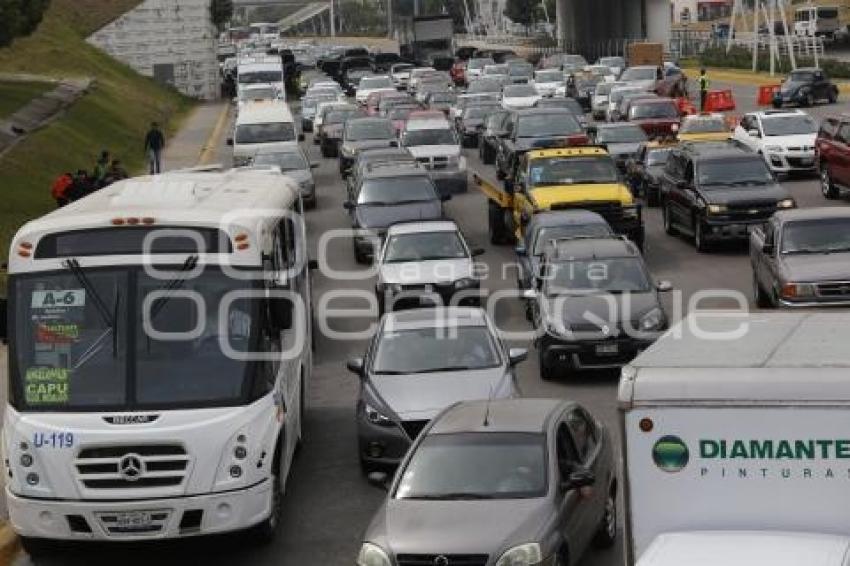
[
  {"x1": 362, "y1": 163, "x2": 429, "y2": 179},
  {"x1": 545, "y1": 236, "x2": 637, "y2": 261},
  {"x1": 773, "y1": 206, "x2": 850, "y2": 223},
  {"x1": 429, "y1": 399, "x2": 567, "y2": 434},
  {"x1": 405, "y1": 118, "x2": 452, "y2": 130},
  {"x1": 356, "y1": 147, "x2": 412, "y2": 162},
  {"x1": 382, "y1": 306, "x2": 488, "y2": 330},
  {"x1": 236, "y1": 101, "x2": 295, "y2": 124},
  {"x1": 386, "y1": 219, "x2": 459, "y2": 236},
  {"x1": 678, "y1": 140, "x2": 752, "y2": 158},
  {"x1": 752, "y1": 108, "x2": 806, "y2": 118},
  {"x1": 347, "y1": 116, "x2": 392, "y2": 127}
]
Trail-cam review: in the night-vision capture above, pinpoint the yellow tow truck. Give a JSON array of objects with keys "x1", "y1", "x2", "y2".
[{"x1": 474, "y1": 146, "x2": 645, "y2": 249}]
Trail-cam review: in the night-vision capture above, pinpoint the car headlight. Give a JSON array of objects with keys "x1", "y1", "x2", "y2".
[
  {"x1": 454, "y1": 277, "x2": 477, "y2": 289},
  {"x1": 765, "y1": 145, "x2": 784, "y2": 153},
  {"x1": 357, "y1": 543, "x2": 392, "y2": 566},
  {"x1": 496, "y1": 543, "x2": 543, "y2": 566},
  {"x1": 622, "y1": 205, "x2": 639, "y2": 219},
  {"x1": 639, "y1": 308, "x2": 664, "y2": 331},
  {"x1": 341, "y1": 145, "x2": 355, "y2": 158},
  {"x1": 777, "y1": 198, "x2": 795, "y2": 209},
  {"x1": 365, "y1": 404, "x2": 394, "y2": 426},
  {"x1": 670, "y1": 123, "x2": 679, "y2": 132},
  {"x1": 781, "y1": 282, "x2": 815, "y2": 299},
  {"x1": 707, "y1": 204, "x2": 727, "y2": 214}
]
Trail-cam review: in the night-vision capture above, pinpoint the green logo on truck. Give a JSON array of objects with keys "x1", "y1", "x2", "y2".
[{"x1": 653, "y1": 436, "x2": 689, "y2": 473}]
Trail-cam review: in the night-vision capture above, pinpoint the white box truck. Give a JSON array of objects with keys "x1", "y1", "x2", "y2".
[{"x1": 619, "y1": 313, "x2": 850, "y2": 566}]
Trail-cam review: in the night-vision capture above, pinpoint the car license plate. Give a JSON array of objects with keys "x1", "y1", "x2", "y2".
[
  {"x1": 799, "y1": 158, "x2": 813, "y2": 165},
  {"x1": 596, "y1": 343, "x2": 619, "y2": 356},
  {"x1": 114, "y1": 511, "x2": 153, "y2": 530}
]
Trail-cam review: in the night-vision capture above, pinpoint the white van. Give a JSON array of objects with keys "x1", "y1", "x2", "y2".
[
  {"x1": 229, "y1": 100, "x2": 302, "y2": 167},
  {"x1": 236, "y1": 59, "x2": 285, "y2": 100},
  {"x1": 0, "y1": 166, "x2": 313, "y2": 553},
  {"x1": 620, "y1": 312, "x2": 850, "y2": 565}
]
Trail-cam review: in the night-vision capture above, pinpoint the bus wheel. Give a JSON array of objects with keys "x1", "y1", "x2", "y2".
[{"x1": 252, "y1": 459, "x2": 282, "y2": 544}]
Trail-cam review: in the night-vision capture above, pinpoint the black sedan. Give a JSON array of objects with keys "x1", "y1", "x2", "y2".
[
  {"x1": 455, "y1": 103, "x2": 502, "y2": 148},
  {"x1": 626, "y1": 142, "x2": 674, "y2": 206}
]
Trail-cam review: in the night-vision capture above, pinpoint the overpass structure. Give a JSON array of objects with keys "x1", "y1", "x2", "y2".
[{"x1": 555, "y1": 0, "x2": 670, "y2": 52}]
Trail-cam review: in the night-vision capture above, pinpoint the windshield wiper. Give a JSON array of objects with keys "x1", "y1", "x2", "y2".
[
  {"x1": 149, "y1": 255, "x2": 199, "y2": 321},
  {"x1": 372, "y1": 370, "x2": 408, "y2": 375},
  {"x1": 412, "y1": 365, "x2": 476, "y2": 373},
  {"x1": 407, "y1": 492, "x2": 498, "y2": 500},
  {"x1": 64, "y1": 258, "x2": 119, "y2": 363}
]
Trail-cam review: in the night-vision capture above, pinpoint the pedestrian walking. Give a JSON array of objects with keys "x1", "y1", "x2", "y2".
[
  {"x1": 699, "y1": 68, "x2": 710, "y2": 111},
  {"x1": 93, "y1": 150, "x2": 110, "y2": 187},
  {"x1": 145, "y1": 121, "x2": 165, "y2": 174}
]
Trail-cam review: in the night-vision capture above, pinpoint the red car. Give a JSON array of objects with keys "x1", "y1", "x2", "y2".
[
  {"x1": 816, "y1": 114, "x2": 850, "y2": 199},
  {"x1": 366, "y1": 91, "x2": 405, "y2": 116},
  {"x1": 450, "y1": 60, "x2": 467, "y2": 86},
  {"x1": 626, "y1": 98, "x2": 681, "y2": 138}
]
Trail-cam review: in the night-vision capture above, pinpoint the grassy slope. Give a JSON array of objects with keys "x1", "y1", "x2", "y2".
[
  {"x1": 0, "y1": 81, "x2": 53, "y2": 119},
  {"x1": 0, "y1": 0, "x2": 194, "y2": 279}
]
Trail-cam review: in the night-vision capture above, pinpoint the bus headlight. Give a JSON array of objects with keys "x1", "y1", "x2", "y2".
[
  {"x1": 357, "y1": 543, "x2": 391, "y2": 566},
  {"x1": 622, "y1": 205, "x2": 639, "y2": 219},
  {"x1": 777, "y1": 198, "x2": 795, "y2": 209}
]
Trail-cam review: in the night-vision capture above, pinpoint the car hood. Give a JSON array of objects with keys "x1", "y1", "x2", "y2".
[
  {"x1": 700, "y1": 183, "x2": 789, "y2": 205},
  {"x1": 780, "y1": 252, "x2": 850, "y2": 282},
  {"x1": 623, "y1": 79, "x2": 655, "y2": 90},
  {"x1": 604, "y1": 141, "x2": 642, "y2": 156},
  {"x1": 280, "y1": 169, "x2": 312, "y2": 184},
  {"x1": 678, "y1": 131, "x2": 730, "y2": 142},
  {"x1": 529, "y1": 183, "x2": 634, "y2": 209},
  {"x1": 354, "y1": 202, "x2": 443, "y2": 229},
  {"x1": 370, "y1": 498, "x2": 549, "y2": 556},
  {"x1": 345, "y1": 139, "x2": 398, "y2": 152},
  {"x1": 406, "y1": 145, "x2": 461, "y2": 158},
  {"x1": 380, "y1": 258, "x2": 473, "y2": 285},
  {"x1": 546, "y1": 292, "x2": 660, "y2": 329},
  {"x1": 503, "y1": 96, "x2": 539, "y2": 108},
  {"x1": 763, "y1": 133, "x2": 816, "y2": 147},
  {"x1": 370, "y1": 367, "x2": 512, "y2": 420}
]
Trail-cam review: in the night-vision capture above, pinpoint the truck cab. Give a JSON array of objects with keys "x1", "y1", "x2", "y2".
[{"x1": 476, "y1": 146, "x2": 644, "y2": 248}]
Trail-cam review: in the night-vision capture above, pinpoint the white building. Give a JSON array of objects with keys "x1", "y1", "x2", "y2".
[{"x1": 87, "y1": 0, "x2": 220, "y2": 100}]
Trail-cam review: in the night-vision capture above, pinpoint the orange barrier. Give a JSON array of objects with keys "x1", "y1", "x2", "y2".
[
  {"x1": 676, "y1": 97, "x2": 697, "y2": 116},
  {"x1": 704, "y1": 89, "x2": 736, "y2": 112},
  {"x1": 757, "y1": 84, "x2": 781, "y2": 106}
]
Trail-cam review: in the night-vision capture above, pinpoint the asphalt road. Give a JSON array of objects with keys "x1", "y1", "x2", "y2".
[{"x1": 14, "y1": 82, "x2": 850, "y2": 566}]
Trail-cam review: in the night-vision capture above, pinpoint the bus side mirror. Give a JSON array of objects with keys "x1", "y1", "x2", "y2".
[
  {"x1": 0, "y1": 298, "x2": 7, "y2": 344},
  {"x1": 268, "y1": 296, "x2": 293, "y2": 331}
]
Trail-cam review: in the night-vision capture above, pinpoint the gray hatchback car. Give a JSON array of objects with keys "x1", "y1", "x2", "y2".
[{"x1": 357, "y1": 398, "x2": 617, "y2": 566}]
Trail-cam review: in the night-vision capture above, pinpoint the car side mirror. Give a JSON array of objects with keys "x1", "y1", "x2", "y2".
[
  {"x1": 226, "y1": 138, "x2": 234, "y2": 146},
  {"x1": 311, "y1": 163, "x2": 320, "y2": 169},
  {"x1": 346, "y1": 357, "x2": 364, "y2": 376},
  {"x1": 508, "y1": 348, "x2": 528, "y2": 366},
  {"x1": 657, "y1": 280, "x2": 673, "y2": 292},
  {"x1": 0, "y1": 297, "x2": 7, "y2": 344},
  {"x1": 762, "y1": 242, "x2": 775, "y2": 255},
  {"x1": 367, "y1": 471, "x2": 389, "y2": 490},
  {"x1": 471, "y1": 247, "x2": 485, "y2": 257},
  {"x1": 440, "y1": 194, "x2": 452, "y2": 202},
  {"x1": 748, "y1": 129, "x2": 760, "y2": 138},
  {"x1": 343, "y1": 201, "x2": 355, "y2": 210},
  {"x1": 515, "y1": 245, "x2": 527, "y2": 256},
  {"x1": 562, "y1": 467, "x2": 596, "y2": 491}
]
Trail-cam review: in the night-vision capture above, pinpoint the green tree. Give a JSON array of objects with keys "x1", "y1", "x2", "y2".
[
  {"x1": 210, "y1": 0, "x2": 234, "y2": 31},
  {"x1": 0, "y1": 0, "x2": 51, "y2": 48}
]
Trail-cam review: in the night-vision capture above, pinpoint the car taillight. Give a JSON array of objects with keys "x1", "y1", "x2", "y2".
[{"x1": 566, "y1": 134, "x2": 589, "y2": 146}]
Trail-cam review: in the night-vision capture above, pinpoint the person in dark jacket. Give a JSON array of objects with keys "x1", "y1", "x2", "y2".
[
  {"x1": 67, "y1": 170, "x2": 94, "y2": 202},
  {"x1": 103, "y1": 159, "x2": 129, "y2": 186},
  {"x1": 93, "y1": 150, "x2": 110, "y2": 187},
  {"x1": 144, "y1": 122, "x2": 165, "y2": 174}
]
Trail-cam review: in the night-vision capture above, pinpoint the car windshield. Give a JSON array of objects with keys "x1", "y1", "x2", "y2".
[
  {"x1": 620, "y1": 67, "x2": 656, "y2": 81},
  {"x1": 463, "y1": 106, "x2": 499, "y2": 120},
  {"x1": 373, "y1": 325, "x2": 500, "y2": 373},
  {"x1": 646, "y1": 147, "x2": 672, "y2": 166},
  {"x1": 326, "y1": 108, "x2": 362, "y2": 124},
  {"x1": 303, "y1": 95, "x2": 336, "y2": 110},
  {"x1": 761, "y1": 114, "x2": 818, "y2": 136},
  {"x1": 468, "y1": 58, "x2": 494, "y2": 69},
  {"x1": 358, "y1": 177, "x2": 437, "y2": 204},
  {"x1": 599, "y1": 57, "x2": 623, "y2": 67},
  {"x1": 235, "y1": 122, "x2": 296, "y2": 144},
  {"x1": 468, "y1": 79, "x2": 501, "y2": 93},
  {"x1": 517, "y1": 114, "x2": 582, "y2": 137},
  {"x1": 630, "y1": 101, "x2": 678, "y2": 119},
  {"x1": 789, "y1": 71, "x2": 814, "y2": 83},
  {"x1": 383, "y1": 231, "x2": 467, "y2": 263},
  {"x1": 389, "y1": 107, "x2": 417, "y2": 120},
  {"x1": 396, "y1": 433, "x2": 546, "y2": 500},
  {"x1": 595, "y1": 82, "x2": 619, "y2": 96},
  {"x1": 239, "y1": 70, "x2": 282, "y2": 84},
  {"x1": 536, "y1": 71, "x2": 563, "y2": 83},
  {"x1": 485, "y1": 66, "x2": 508, "y2": 76},
  {"x1": 533, "y1": 224, "x2": 614, "y2": 254},
  {"x1": 243, "y1": 87, "x2": 277, "y2": 100},
  {"x1": 253, "y1": 151, "x2": 308, "y2": 170},
  {"x1": 596, "y1": 126, "x2": 647, "y2": 143},
  {"x1": 403, "y1": 128, "x2": 457, "y2": 146},
  {"x1": 360, "y1": 76, "x2": 393, "y2": 89},
  {"x1": 10, "y1": 267, "x2": 260, "y2": 411},
  {"x1": 393, "y1": 64, "x2": 414, "y2": 73},
  {"x1": 509, "y1": 65, "x2": 533, "y2": 77},
  {"x1": 781, "y1": 218, "x2": 850, "y2": 254},
  {"x1": 346, "y1": 120, "x2": 395, "y2": 140},
  {"x1": 681, "y1": 117, "x2": 726, "y2": 133},
  {"x1": 699, "y1": 158, "x2": 774, "y2": 186},
  {"x1": 548, "y1": 257, "x2": 651, "y2": 293},
  {"x1": 610, "y1": 88, "x2": 641, "y2": 104},
  {"x1": 429, "y1": 92, "x2": 456, "y2": 103},
  {"x1": 504, "y1": 85, "x2": 537, "y2": 97},
  {"x1": 530, "y1": 156, "x2": 619, "y2": 185}
]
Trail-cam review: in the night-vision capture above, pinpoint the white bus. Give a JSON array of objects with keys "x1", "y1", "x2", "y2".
[
  {"x1": 794, "y1": 5, "x2": 840, "y2": 39},
  {"x1": 0, "y1": 167, "x2": 313, "y2": 553}
]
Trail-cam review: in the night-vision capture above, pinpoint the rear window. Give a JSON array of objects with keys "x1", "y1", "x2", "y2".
[
  {"x1": 35, "y1": 227, "x2": 232, "y2": 258},
  {"x1": 235, "y1": 122, "x2": 296, "y2": 144}
]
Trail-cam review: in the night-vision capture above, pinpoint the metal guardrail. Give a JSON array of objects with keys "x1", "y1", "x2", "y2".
[
  {"x1": 454, "y1": 34, "x2": 647, "y2": 62},
  {"x1": 669, "y1": 31, "x2": 825, "y2": 60}
]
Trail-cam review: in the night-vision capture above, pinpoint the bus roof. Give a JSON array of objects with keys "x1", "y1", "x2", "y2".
[{"x1": 10, "y1": 167, "x2": 300, "y2": 273}]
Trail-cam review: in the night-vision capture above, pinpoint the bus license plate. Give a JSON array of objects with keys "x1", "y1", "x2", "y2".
[
  {"x1": 115, "y1": 511, "x2": 152, "y2": 530},
  {"x1": 596, "y1": 343, "x2": 619, "y2": 356}
]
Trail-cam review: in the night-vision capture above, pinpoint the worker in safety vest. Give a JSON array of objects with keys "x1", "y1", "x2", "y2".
[{"x1": 699, "y1": 68, "x2": 710, "y2": 111}]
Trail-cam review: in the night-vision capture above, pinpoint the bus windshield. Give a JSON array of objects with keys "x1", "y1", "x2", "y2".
[{"x1": 10, "y1": 266, "x2": 265, "y2": 411}]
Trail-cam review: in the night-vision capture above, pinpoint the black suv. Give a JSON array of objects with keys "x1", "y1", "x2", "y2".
[
  {"x1": 524, "y1": 237, "x2": 670, "y2": 380},
  {"x1": 344, "y1": 163, "x2": 447, "y2": 263},
  {"x1": 660, "y1": 141, "x2": 795, "y2": 252},
  {"x1": 495, "y1": 109, "x2": 588, "y2": 180}
]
